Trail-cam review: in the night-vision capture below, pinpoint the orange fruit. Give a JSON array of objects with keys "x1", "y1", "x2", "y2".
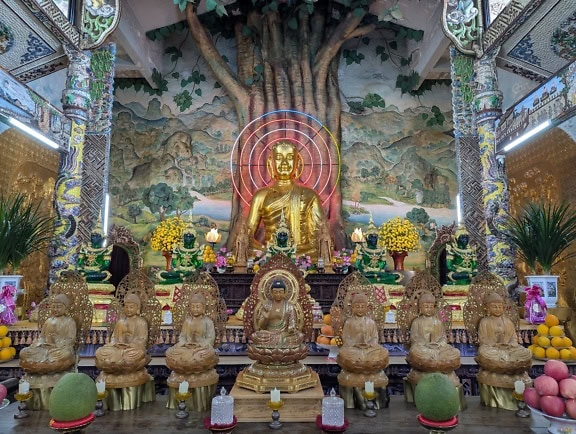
[
  {"x1": 538, "y1": 336, "x2": 551, "y2": 347},
  {"x1": 528, "y1": 345, "x2": 536, "y2": 353},
  {"x1": 563, "y1": 337, "x2": 573, "y2": 347},
  {"x1": 551, "y1": 336, "x2": 564, "y2": 348},
  {"x1": 316, "y1": 336, "x2": 330, "y2": 345},
  {"x1": 0, "y1": 337, "x2": 11, "y2": 348},
  {"x1": 550, "y1": 326, "x2": 564, "y2": 337},
  {"x1": 537, "y1": 324, "x2": 550, "y2": 336},
  {"x1": 560, "y1": 349, "x2": 572, "y2": 360},
  {"x1": 0, "y1": 348, "x2": 11, "y2": 360},
  {"x1": 0, "y1": 325, "x2": 8, "y2": 338},
  {"x1": 531, "y1": 335, "x2": 539, "y2": 345},
  {"x1": 329, "y1": 338, "x2": 337, "y2": 345},
  {"x1": 533, "y1": 346, "x2": 546, "y2": 359},
  {"x1": 9, "y1": 346, "x2": 16, "y2": 357},
  {"x1": 323, "y1": 314, "x2": 331, "y2": 325},
  {"x1": 320, "y1": 325, "x2": 334, "y2": 336},
  {"x1": 570, "y1": 347, "x2": 576, "y2": 358},
  {"x1": 545, "y1": 314, "x2": 560, "y2": 327},
  {"x1": 546, "y1": 347, "x2": 560, "y2": 359}
]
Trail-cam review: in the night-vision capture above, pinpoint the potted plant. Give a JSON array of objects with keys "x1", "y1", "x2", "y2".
[
  {"x1": 0, "y1": 192, "x2": 54, "y2": 289},
  {"x1": 503, "y1": 201, "x2": 576, "y2": 307}
]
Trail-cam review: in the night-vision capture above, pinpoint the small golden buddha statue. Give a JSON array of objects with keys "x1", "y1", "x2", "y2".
[
  {"x1": 19, "y1": 294, "x2": 77, "y2": 375},
  {"x1": 246, "y1": 140, "x2": 327, "y2": 261}
]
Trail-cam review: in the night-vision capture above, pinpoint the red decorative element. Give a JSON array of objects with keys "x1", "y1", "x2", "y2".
[
  {"x1": 315, "y1": 414, "x2": 350, "y2": 432},
  {"x1": 172, "y1": 286, "x2": 183, "y2": 303},
  {"x1": 162, "y1": 251, "x2": 172, "y2": 271},
  {"x1": 203, "y1": 415, "x2": 237, "y2": 432},
  {"x1": 390, "y1": 251, "x2": 408, "y2": 271},
  {"x1": 49, "y1": 413, "x2": 96, "y2": 430},
  {"x1": 373, "y1": 286, "x2": 388, "y2": 304},
  {"x1": 417, "y1": 414, "x2": 458, "y2": 429}
]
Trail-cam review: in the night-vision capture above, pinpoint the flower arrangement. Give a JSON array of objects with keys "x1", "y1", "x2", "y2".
[
  {"x1": 378, "y1": 217, "x2": 420, "y2": 253},
  {"x1": 216, "y1": 247, "x2": 228, "y2": 268},
  {"x1": 150, "y1": 217, "x2": 187, "y2": 252},
  {"x1": 296, "y1": 254, "x2": 312, "y2": 270},
  {"x1": 333, "y1": 248, "x2": 353, "y2": 267}
]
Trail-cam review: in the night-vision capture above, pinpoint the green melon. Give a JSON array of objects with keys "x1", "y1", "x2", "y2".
[
  {"x1": 49, "y1": 373, "x2": 98, "y2": 421},
  {"x1": 414, "y1": 373, "x2": 460, "y2": 421}
]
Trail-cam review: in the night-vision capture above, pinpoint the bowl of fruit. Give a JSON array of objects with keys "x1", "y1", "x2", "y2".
[
  {"x1": 525, "y1": 359, "x2": 576, "y2": 433},
  {"x1": 315, "y1": 315, "x2": 340, "y2": 359}
]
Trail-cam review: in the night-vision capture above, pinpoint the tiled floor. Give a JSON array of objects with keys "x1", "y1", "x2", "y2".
[{"x1": 0, "y1": 395, "x2": 552, "y2": 433}]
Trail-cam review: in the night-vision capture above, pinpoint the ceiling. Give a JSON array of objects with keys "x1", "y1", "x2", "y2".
[{"x1": 0, "y1": 1, "x2": 574, "y2": 88}]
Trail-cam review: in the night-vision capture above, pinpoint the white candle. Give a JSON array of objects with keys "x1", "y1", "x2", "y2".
[
  {"x1": 96, "y1": 380, "x2": 106, "y2": 394},
  {"x1": 19, "y1": 380, "x2": 29, "y2": 395},
  {"x1": 365, "y1": 381, "x2": 374, "y2": 394},
  {"x1": 178, "y1": 381, "x2": 189, "y2": 394},
  {"x1": 514, "y1": 380, "x2": 525, "y2": 395},
  {"x1": 270, "y1": 388, "x2": 281, "y2": 403}
]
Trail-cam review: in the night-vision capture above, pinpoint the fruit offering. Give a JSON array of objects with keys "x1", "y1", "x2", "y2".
[
  {"x1": 0, "y1": 324, "x2": 16, "y2": 361},
  {"x1": 316, "y1": 314, "x2": 338, "y2": 346},
  {"x1": 202, "y1": 245, "x2": 217, "y2": 263},
  {"x1": 525, "y1": 359, "x2": 576, "y2": 419},
  {"x1": 529, "y1": 314, "x2": 576, "y2": 360}
]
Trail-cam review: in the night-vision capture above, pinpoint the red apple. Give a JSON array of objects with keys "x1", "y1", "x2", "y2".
[
  {"x1": 566, "y1": 399, "x2": 576, "y2": 419},
  {"x1": 560, "y1": 378, "x2": 576, "y2": 399},
  {"x1": 523, "y1": 387, "x2": 541, "y2": 410},
  {"x1": 0, "y1": 384, "x2": 6, "y2": 402},
  {"x1": 544, "y1": 359, "x2": 570, "y2": 381},
  {"x1": 541, "y1": 395, "x2": 566, "y2": 417},
  {"x1": 534, "y1": 375, "x2": 560, "y2": 396}
]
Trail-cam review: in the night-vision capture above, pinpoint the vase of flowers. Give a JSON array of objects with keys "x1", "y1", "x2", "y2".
[
  {"x1": 332, "y1": 248, "x2": 353, "y2": 273},
  {"x1": 503, "y1": 201, "x2": 576, "y2": 307},
  {"x1": 378, "y1": 217, "x2": 420, "y2": 271},
  {"x1": 296, "y1": 254, "x2": 312, "y2": 272},
  {"x1": 216, "y1": 248, "x2": 228, "y2": 273},
  {"x1": 150, "y1": 217, "x2": 187, "y2": 270}
]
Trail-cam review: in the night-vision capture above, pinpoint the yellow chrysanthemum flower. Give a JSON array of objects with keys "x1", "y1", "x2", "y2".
[
  {"x1": 150, "y1": 217, "x2": 187, "y2": 252},
  {"x1": 378, "y1": 217, "x2": 420, "y2": 253}
]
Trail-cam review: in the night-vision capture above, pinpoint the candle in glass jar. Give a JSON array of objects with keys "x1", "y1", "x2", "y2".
[
  {"x1": 210, "y1": 387, "x2": 234, "y2": 425},
  {"x1": 514, "y1": 380, "x2": 525, "y2": 395},
  {"x1": 270, "y1": 388, "x2": 281, "y2": 403},
  {"x1": 322, "y1": 388, "x2": 344, "y2": 427},
  {"x1": 178, "y1": 381, "x2": 189, "y2": 394},
  {"x1": 365, "y1": 381, "x2": 374, "y2": 394}
]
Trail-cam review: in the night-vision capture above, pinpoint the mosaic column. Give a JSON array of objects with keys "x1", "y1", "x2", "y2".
[
  {"x1": 79, "y1": 44, "x2": 116, "y2": 242},
  {"x1": 49, "y1": 47, "x2": 91, "y2": 283},
  {"x1": 474, "y1": 49, "x2": 515, "y2": 283},
  {"x1": 450, "y1": 47, "x2": 488, "y2": 271}
]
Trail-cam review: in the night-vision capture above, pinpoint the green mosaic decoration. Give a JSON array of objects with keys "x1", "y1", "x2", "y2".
[
  {"x1": 81, "y1": 0, "x2": 120, "y2": 49},
  {"x1": 442, "y1": 0, "x2": 483, "y2": 55}
]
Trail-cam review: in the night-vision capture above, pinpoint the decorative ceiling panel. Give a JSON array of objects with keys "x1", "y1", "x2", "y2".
[{"x1": 487, "y1": 0, "x2": 576, "y2": 82}]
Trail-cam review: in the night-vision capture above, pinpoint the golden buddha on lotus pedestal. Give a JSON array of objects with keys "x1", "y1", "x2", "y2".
[
  {"x1": 246, "y1": 140, "x2": 328, "y2": 262},
  {"x1": 463, "y1": 272, "x2": 532, "y2": 410},
  {"x1": 235, "y1": 254, "x2": 319, "y2": 393}
]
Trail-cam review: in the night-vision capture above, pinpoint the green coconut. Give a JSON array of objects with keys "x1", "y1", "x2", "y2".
[
  {"x1": 414, "y1": 373, "x2": 460, "y2": 421},
  {"x1": 49, "y1": 373, "x2": 98, "y2": 421}
]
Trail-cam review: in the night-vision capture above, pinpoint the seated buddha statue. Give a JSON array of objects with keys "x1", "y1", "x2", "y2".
[
  {"x1": 236, "y1": 254, "x2": 318, "y2": 392},
  {"x1": 166, "y1": 293, "x2": 219, "y2": 377},
  {"x1": 355, "y1": 218, "x2": 398, "y2": 284},
  {"x1": 250, "y1": 279, "x2": 304, "y2": 348},
  {"x1": 95, "y1": 293, "x2": 151, "y2": 387},
  {"x1": 406, "y1": 291, "x2": 461, "y2": 386},
  {"x1": 337, "y1": 292, "x2": 389, "y2": 380},
  {"x1": 160, "y1": 220, "x2": 204, "y2": 283},
  {"x1": 445, "y1": 225, "x2": 477, "y2": 285},
  {"x1": 265, "y1": 212, "x2": 296, "y2": 260},
  {"x1": 246, "y1": 139, "x2": 328, "y2": 262},
  {"x1": 77, "y1": 225, "x2": 112, "y2": 284},
  {"x1": 20, "y1": 294, "x2": 77, "y2": 375},
  {"x1": 476, "y1": 292, "x2": 532, "y2": 376}
]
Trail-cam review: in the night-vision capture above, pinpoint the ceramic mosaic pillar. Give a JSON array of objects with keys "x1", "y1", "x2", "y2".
[
  {"x1": 450, "y1": 47, "x2": 488, "y2": 272},
  {"x1": 49, "y1": 47, "x2": 91, "y2": 284},
  {"x1": 474, "y1": 49, "x2": 515, "y2": 284}
]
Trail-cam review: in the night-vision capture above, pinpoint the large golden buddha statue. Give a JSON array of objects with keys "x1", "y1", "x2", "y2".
[
  {"x1": 464, "y1": 272, "x2": 532, "y2": 410},
  {"x1": 235, "y1": 254, "x2": 319, "y2": 393},
  {"x1": 246, "y1": 140, "x2": 327, "y2": 261}
]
